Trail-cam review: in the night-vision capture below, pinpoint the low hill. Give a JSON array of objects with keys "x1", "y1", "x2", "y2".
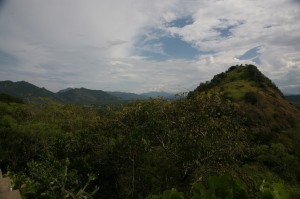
[
  {"x1": 107, "y1": 91, "x2": 175, "y2": 100},
  {"x1": 141, "y1": 91, "x2": 175, "y2": 98},
  {"x1": 106, "y1": 91, "x2": 147, "y2": 100},
  {"x1": 189, "y1": 64, "x2": 300, "y2": 148},
  {"x1": 57, "y1": 87, "x2": 74, "y2": 93},
  {"x1": 56, "y1": 88, "x2": 120, "y2": 105},
  {"x1": 0, "y1": 80, "x2": 59, "y2": 102}
]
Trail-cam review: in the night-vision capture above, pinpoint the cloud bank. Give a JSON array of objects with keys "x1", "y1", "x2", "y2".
[{"x1": 0, "y1": 0, "x2": 299, "y2": 94}]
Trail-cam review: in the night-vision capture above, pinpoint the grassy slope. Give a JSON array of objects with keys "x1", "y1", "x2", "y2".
[{"x1": 189, "y1": 64, "x2": 300, "y2": 150}]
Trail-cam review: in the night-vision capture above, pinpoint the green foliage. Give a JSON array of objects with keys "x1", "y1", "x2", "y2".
[
  {"x1": 244, "y1": 91, "x2": 258, "y2": 105},
  {"x1": 99, "y1": 93, "x2": 248, "y2": 197},
  {"x1": 147, "y1": 176, "x2": 300, "y2": 199},
  {"x1": 0, "y1": 100, "x2": 103, "y2": 196},
  {"x1": 191, "y1": 175, "x2": 248, "y2": 199},
  {"x1": 256, "y1": 143, "x2": 300, "y2": 182},
  {"x1": 1, "y1": 65, "x2": 300, "y2": 198},
  {"x1": 147, "y1": 188, "x2": 185, "y2": 199},
  {"x1": 147, "y1": 175, "x2": 249, "y2": 199},
  {"x1": 188, "y1": 65, "x2": 300, "y2": 160},
  {"x1": 0, "y1": 93, "x2": 24, "y2": 103},
  {"x1": 260, "y1": 180, "x2": 293, "y2": 199},
  {"x1": 7, "y1": 157, "x2": 99, "y2": 198}
]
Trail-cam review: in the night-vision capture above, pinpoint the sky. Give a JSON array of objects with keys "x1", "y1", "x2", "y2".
[{"x1": 0, "y1": 0, "x2": 300, "y2": 94}]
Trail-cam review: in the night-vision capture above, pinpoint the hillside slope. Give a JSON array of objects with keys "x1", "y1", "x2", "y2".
[
  {"x1": 0, "y1": 80, "x2": 59, "y2": 102},
  {"x1": 189, "y1": 64, "x2": 300, "y2": 149}
]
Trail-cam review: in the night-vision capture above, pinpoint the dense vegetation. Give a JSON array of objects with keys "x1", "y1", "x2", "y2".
[{"x1": 1, "y1": 65, "x2": 300, "y2": 198}]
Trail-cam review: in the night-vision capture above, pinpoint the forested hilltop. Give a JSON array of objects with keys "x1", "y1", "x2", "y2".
[{"x1": 1, "y1": 65, "x2": 300, "y2": 198}]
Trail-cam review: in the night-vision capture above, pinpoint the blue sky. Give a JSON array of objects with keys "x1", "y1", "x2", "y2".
[
  {"x1": 0, "y1": 0, "x2": 300, "y2": 94},
  {"x1": 139, "y1": 35, "x2": 200, "y2": 61}
]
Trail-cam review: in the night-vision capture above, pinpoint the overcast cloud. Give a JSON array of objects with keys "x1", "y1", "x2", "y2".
[{"x1": 0, "y1": 0, "x2": 299, "y2": 94}]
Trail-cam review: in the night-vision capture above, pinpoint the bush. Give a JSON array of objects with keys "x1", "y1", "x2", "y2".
[{"x1": 244, "y1": 92, "x2": 258, "y2": 105}]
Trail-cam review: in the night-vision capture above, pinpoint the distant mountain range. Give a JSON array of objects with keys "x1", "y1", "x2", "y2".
[
  {"x1": 285, "y1": 94, "x2": 300, "y2": 107},
  {"x1": 106, "y1": 91, "x2": 147, "y2": 100},
  {"x1": 106, "y1": 91, "x2": 175, "y2": 100},
  {"x1": 140, "y1": 91, "x2": 175, "y2": 98},
  {"x1": 56, "y1": 88, "x2": 120, "y2": 105},
  {"x1": 0, "y1": 78, "x2": 298, "y2": 106},
  {"x1": 0, "y1": 80, "x2": 175, "y2": 105}
]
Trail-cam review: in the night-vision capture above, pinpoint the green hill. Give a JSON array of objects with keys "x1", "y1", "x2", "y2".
[
  {"x1": 189, "y1": 64, "x2": 282, "y2": 100},
  {"x1": 57, "y1": 87, "x2": 120, "y2": 105},
  {"x1": 0, "y1": 80, "x2": 59, "y2": 102},
  {"x1": 189, "y1": 64, "x2": 300, "y2": 148}
]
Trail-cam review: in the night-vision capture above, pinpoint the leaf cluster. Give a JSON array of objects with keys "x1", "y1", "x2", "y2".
[{"x1": 0, "y1": 88, "x2": 299, "y2": 198}]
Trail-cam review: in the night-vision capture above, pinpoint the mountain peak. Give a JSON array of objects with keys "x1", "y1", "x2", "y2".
[
  {"x1": 188, "y1": 64, "x2": 282, "y2": 100},
  {"x1": 189, "y1": 64, "x2": 300, "y2": 146},
  {"x1": 56, "y1": 87, "x2": 120, "y2": 105},
  {"x1": 57, "y1": 88, "x2": 74, "y2": 93},
  {"x1": 0, "y1": 80, "x2": 57, "y2": 101}
]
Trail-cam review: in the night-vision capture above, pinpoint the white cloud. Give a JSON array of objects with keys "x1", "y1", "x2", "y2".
[
  {"x1": 163, "y1": 0, "x2": 300, "y2": 92},
  {"x1": 0, "y1": 0, "x2": 299, "y2": 93}
]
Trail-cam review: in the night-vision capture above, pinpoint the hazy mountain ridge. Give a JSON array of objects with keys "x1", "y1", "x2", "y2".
[
  {"x1": 0, "y1": 65, "x2": 298, "y2": 106},
  {"x1": 57, "y1": 87, "x2": 74, "y2": 93},
  {"x1": 285, "y1": 94, "x2": 300, "y2": 107},
  {"x1": 0, "y1": 80, "x2": 59, "y2": 102},
  {"x1": 0, "y1": 80, "x2": 175, "y2": 105},
  {"x1": 56, "y1": 88, "x2": 121, "y2": 105},
  {"x1": 140, "y1": 91, "x2": 175, "y2": 98},
  {"x1": 106, "y1": 91, "x2": 148, "y2": 101}
]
